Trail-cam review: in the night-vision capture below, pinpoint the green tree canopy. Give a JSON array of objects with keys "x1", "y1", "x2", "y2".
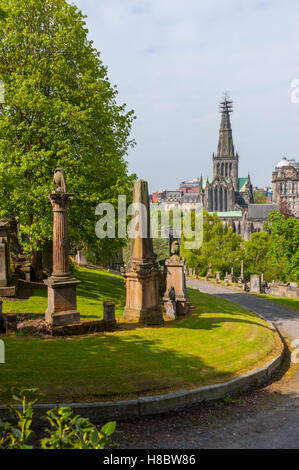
[
  {"x1": 265, "y1": 211, "x2": 299, "y2": 282},
  {"x1": 0, "y1": 0, "x2": 136, "y2": 268},
  {"x1": 253, "y1": 189, "x2": 267, "y2": 204},
  {"x1": 181, "y1": 211, "x2": 243, "y2": 278}
]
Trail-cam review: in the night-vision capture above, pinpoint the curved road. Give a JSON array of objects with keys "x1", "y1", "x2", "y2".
[{"x1": 115, "y1": 280, "x2": 299, "y2": 449}]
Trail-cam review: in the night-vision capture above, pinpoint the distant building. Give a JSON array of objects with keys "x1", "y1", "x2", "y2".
[
  {"x1": 152, "y1": 191, "x2": 166, "y2": 204},
  {"x1": 179, "y1": 178, "x2": 201, "y2": 194},
  {"x1": 154, "y1": 96, "x2": 279, "y2": 239},
  {"x1": 272, "y1": 157, "x2": 299, "y2": 217}
]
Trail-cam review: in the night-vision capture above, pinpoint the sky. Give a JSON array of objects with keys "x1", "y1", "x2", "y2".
[{"x1": 73, "y1": 0, "x2": 299, "y2": 192}]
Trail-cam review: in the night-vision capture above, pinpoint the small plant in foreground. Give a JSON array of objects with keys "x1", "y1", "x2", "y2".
[
  {"x1": 0, "y1": 388, "x2": 116, "y2": 449},
  {"x1": 41, "y1": 407, "x2": 116, "y2": 449}
]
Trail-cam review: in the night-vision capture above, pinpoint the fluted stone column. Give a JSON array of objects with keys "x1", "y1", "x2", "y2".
[{"x1": 45, "y1": 189, "x2": 80, "y2": 326}]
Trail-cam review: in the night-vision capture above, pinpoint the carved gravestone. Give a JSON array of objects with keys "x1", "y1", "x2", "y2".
[
  {"x1": 163, "y1": 242, "x2": 189, "y2": 316},
  {"x1": 250, "y1": 274, "x2": 261, "y2": 293},
  {"x1": 206, "y1": 264, "x2": 213, "y2": 279}
]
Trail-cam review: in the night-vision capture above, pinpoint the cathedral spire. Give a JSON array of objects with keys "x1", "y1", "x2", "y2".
[{"x1": 217, "y1": 93, "x2": 235, "y2": 158}]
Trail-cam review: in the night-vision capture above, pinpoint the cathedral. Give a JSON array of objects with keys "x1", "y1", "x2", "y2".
[
  {"x1": 165, "y1": 96, "x2": 278, "y2": 240},
  {"x1": 199, "y1": 96, "x2": 253, "y2": 212}
]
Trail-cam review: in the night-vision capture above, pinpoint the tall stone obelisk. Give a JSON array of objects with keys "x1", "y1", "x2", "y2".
[
  {"x1": 124, "y1": 179, "x2": 163, "y2": 325},
  {"x1": 45, "y1": 168, "x2": 80, "y2": 326}
]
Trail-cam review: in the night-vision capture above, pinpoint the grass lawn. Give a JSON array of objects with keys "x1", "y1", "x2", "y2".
[
  {"x1": 2, "y1": 267, "x2": 125, "y2": 319},
  {"x1": 255, "y1": 294, "x2": 299, "y2": 311},
  {"x1": 0, "y1": 268, "x2": 281, "y2": 404}
]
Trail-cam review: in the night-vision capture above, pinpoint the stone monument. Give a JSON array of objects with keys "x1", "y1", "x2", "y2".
[
  {"x1": 206, "y1": 263, "x2": 214, "y2": 280},
  {"x1": 227, "y1": 267, "x2": 236, "y2": 283},
  {"x1": 164, "y1": 286, "x2": 176, "y2": 320},
  {"x1": 45, "y1": 168, "x2": 80, "y2": 326},
  {"x1": 0, "y1": 218, "x2": 19, "y2": 296},
  {"x1": 123, "y1": 179, "x2": 163, "y2": 325},
  {"x1": 215, "y1": 271, "x2": 221, "y2": 283},
  {"x1": 163, "y1": 241, "x2": 189, "y2": 316},
  {"x1": 238, "y1": 260, "x2": 244, "y2": 284},
  {"x1": 250, "y1": 274, "x2": 261, "y2": 293}
]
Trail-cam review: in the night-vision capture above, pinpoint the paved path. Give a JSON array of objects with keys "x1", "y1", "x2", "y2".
[{"x1": 115, "y1": 280, "x2": 299, "y2": 449}]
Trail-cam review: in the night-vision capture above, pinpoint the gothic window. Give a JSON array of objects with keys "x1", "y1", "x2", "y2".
[
  {"x1": 225, "y1": 162, "x2": 228, "y2": 177},
  {"x1": 224, "y1": 188, "x2": 228, "y2": 211},
  {"x1": 220, "y1": 186, "x2": 223, "y2": 211}
]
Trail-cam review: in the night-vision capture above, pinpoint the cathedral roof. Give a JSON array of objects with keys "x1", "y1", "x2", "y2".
[
  {"x1": 210, "y1": 211, "x2": 243, "y2": 217},
  {"x1": 238, "y1": 177, "x2": 249, "y2": 192},
  {"x1": 248, "y1": 204, "x2": 279, "y2": 219},
  {"x1": 201, "y1": 177, "x2": 213, "y2": 190}
]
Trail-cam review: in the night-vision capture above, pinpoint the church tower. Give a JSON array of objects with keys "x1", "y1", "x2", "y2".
[{"x1": 213, "y1": 94, "x2": 239, "y2": 190}]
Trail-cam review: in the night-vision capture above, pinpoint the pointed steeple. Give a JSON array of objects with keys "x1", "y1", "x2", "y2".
[{"x1": 217, "y1": 94, "x2": 235, "y2": 158}]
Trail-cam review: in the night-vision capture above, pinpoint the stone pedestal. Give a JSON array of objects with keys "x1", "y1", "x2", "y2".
[
  {"x1": 103, "y1": 301, "x2": 117, "y2": 330},
  {"x1": 124, "y1": 264, "x2": 162, "y2": 325},
  {"x1": 163, "y1": 255, "x2": 189, "y2": 316},
  {"x1": 45, "y1": 191, "x2": 80, "y2": 327}
]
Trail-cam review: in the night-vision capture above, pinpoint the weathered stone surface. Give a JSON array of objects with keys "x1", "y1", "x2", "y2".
[
  {"x1": 103, "y1": 301, "x2": 116, "y2": 322},
  {"x1": 124, "y1": 179, "x2": 163, "y2": 325},
  {"x1": 267, "y1": 282, "x2": 299, "y2": 299},
  {"x1": 0, "y1": 286, "x2": 16, "y2": 297},
  {"x1": 0, "y1": 218, "x2": 19, "y2": 292},
  {"x1": 163, "y1": 252, "x2": 189, "y2": 316},
  {"x1": 250, "y1": 274, "x2": 261, "y2": 293},
  {"x1": 165, "y1": 299, "x2": 176, "y2": 320}
]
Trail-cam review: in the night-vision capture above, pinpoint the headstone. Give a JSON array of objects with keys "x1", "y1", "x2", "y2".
[
  {"x1": 227, "y1": 267, "x2": 236, "y2": 283},
  {"x1": 124, "y1": 179, "x2": 163, "y2": 325},
  {"x1": 215, "y1": 271, "x2": 221, "y2": 283},
  {"x1": 250, "y1": 274, "x2": 261, "y2": 293},
  {"x1": 206, "y1": 264, "x2": 213, "y2": 279},
  {"x1": 45, "y1": 168, "x2": 80, "y2": 326},
  {"x1": 163, "y1": 241, "x2": 189, "y2": 316},
  {"x1": 76, "y1": 250, "x2": 88, "y2": 266},
  {"x1": 103, "y1": 301, "x2": 116, "y2": 329},
  {"x1": 238, "y1": 260, "x2": 244, "y2": 284},
  {"x1": 0, "y1": 218, "x2": 19, "y2": 294}
]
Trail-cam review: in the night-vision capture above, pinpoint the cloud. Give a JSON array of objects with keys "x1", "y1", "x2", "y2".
[{"x1": 73, "y1": 0, "x2": 299, "y2": 190}]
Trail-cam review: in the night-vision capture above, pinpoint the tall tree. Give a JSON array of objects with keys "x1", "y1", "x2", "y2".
[
  {"x1": 279, "y1": 200, "x2": 295, "y2": 219},
  {"x1": 181, "y1": 211, "x2": 243, "y2": 278},
  {"x1": 253, "y1": 189, "x2": 267, "y2": 204},
  {"x1": 265, "y1": 211, "x2": 299, "y2": 282},
  {"x1": 0, "y1": 0, "x2": 136, "y2": 276}
]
